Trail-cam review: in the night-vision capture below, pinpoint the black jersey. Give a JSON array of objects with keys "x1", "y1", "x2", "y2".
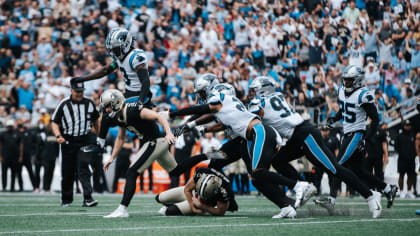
[
  {"x1": 193, "y1": 168, "x2": 237, "y2": 211},
  {"x1": 99, "y1": 103, "x2": 163, "y2": 143}
]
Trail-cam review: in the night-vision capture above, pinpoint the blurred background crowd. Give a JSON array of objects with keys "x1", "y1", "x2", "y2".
[{"x1": 0, "y1": 0, "x2": 419, "y2": 197}]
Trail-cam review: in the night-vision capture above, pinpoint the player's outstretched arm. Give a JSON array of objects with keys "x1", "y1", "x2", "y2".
[
  {"x1": 104, "y1": 126, "x2": 126, "y2": 171},
  {"x1": 140, "y1": 108, "x2": 175, "y2": 144},
  {"x1": 170, "y1": 104, "x2": 220, "y2": 118},
  {"x1": 73, "y1": 63, "x2": 117, "y2": 83}
]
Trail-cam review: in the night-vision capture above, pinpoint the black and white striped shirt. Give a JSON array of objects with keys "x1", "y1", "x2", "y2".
[{"x1": 52, "y1": 96, "x2": 99, "y2": 138}]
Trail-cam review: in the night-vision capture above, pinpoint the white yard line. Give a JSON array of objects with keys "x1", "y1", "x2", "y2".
[{"x1": 0, "y1": 218, "x2": 418, "y2": 235}]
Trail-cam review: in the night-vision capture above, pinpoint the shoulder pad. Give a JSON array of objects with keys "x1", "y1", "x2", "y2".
[
  {"x1": 359, "y1": 89, "x2": 374, "y2": 104},
  {"x1": 129, "y1": 50, "x2": 147, "y2": 70}
]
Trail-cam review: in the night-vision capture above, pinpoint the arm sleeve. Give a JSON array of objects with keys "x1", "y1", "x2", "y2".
[
  {"x1": 332, "y1": 109, "x2": 343, "y2": 122},
  {"x1": 136, "y1": 68, "x2": 151, "y2": 104},
  {"x1": 170, "y1": 104, "x2": 212, "y2": 118},
  {"x1": 361, "y1": 102, "x2": 379, "y2": 138},
  {"x1": 98, "y1": 116, "x2": 111, "y2": 139}
]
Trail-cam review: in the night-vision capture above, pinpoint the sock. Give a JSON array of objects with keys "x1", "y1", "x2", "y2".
[
  {"x1": 118, "y1": 204, "x2": 127, "y2": 211},
  {"x1": 329, "y1": 197, "x2": 336, "y2": 205},
  {"x1": 384, "y1": 184, "x2": 391, "y2": 193},
  {"x1": 166, "y1": 205, "x2": 183, "y2": 216}
]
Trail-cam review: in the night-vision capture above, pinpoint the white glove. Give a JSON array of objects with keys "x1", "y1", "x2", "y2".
[
  {"x1": 96, "y1": 137, "x2": 105, "y2": 149},
  {"x1": 159, "y1": 110, "x2": 170, "y2": 120}
]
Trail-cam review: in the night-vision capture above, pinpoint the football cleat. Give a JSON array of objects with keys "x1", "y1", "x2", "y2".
[
  {"x1": 82, "y1": 199, "x2": 98, "y2": 207},
  {"x1": 314, "y1": 197, "x2": 335, "y2": 215},
  {"x1": 294, "y1": 181, "x2": 317, "y2": 208},
  {"x1": 384, "y1": 185, "x2": 398, "y2": 208},
  {"x1": 368, "y1": 191, "x2": 382, "y2": 218},
  {"x1": 158, "y1": 206, "x2": 167, "y2": 216},
  {"x1": 61, "y1": 203, "x2": 71, "y2": 207},
  {"x1": 272, "y1": 205, "x2": 296, "y2": 219},
  {"x1": 104, "y1": 207, "x2": 129, "y2": 218}
]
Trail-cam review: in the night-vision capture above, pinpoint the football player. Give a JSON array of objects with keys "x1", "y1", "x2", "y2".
[
  {"x1": 248, "y1": 76, "x2": 383, "y2": 218},
  {"x1": 156, "y1": 167, "x2": 238, "y2": 216},
  {"x1": 164, "y1": 73, "x2": 316, "y2": 219},
  {"x1": 327, "y1": 66, "x2": 398, "y2": 208},
  {"x1": 71, "y1": 28, "x2": 152, "y2": 106},
  {"x1": 98, "y1": 89, "x2": 221, "y2": 218},
  {"x1": 173, "y1": 78, "x2": 314, "y2": 218}
]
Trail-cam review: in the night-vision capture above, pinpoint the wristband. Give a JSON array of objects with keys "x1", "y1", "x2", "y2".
[{"x1": 187, "y1": 121, "x2": 197, "y2": 129}]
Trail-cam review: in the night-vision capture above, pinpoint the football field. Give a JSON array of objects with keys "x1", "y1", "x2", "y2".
[{"x1": 0, "y1": 193, "x2": 419, "y2": 236}]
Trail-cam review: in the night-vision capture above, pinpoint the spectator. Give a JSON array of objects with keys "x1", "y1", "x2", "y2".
[
  {"x1": 384, "y1": 78, "x2": 402, "y2": 103},
  {"x1": 363, "y1": 25, "x2": 378, "y2": 60},
  {"x1": 36, "y1": 37, "x2": 54, "y2": 65},
  {"x1": 365, "y1": 62, "x2": 380, "y2": 90},
  {"x1": 16, "y1": 81, "x2": 35, "y2": 112},
  {"x1": 395, "y1": 120, "x2": 417, "y2": 199}
]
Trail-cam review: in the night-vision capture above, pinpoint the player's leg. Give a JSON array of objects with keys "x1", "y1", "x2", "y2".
[
  {"x1": 302, "y1": 128, "x2": 382, "y2": 218},
  {"x1": 156, "y1": 187, "x2": 193, "y2": 216},
  {"x1": 105, "y1": 140, "x2": 158, "y2": 218},
  {"x1": 156, "y1": 186, "x2": 187, "y2": 204},
  {"x1": 252, "y1": 178, "x2": 296, "y2": 219},
  {"x1": 208, "y1": 137, "x2": 244, "y2": 171}
]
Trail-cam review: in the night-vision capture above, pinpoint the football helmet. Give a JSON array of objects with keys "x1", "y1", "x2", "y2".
[
  {"x1": 249, "y1": 76, "x2": 276, "y2": 98},
  {"x1": 212, "y1": 83, "x2": 236, "y2": 96},
  {"x1": 195, "y1": 174, "x2": 222, "y2": 202},
  {"x1": 100, "y1": 89, "x2": 125, "y2": 118},
  {"x1": 342, "y1": 65, "x2": 364, "y2": 93},
  {"x1": 105, "y1": 28, "x2": 134, "y2": 60},
  {"x1": 194, "y1": 73, "x2": 219, "y2": 101}
]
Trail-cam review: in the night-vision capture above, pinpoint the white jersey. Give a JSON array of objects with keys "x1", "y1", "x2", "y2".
[
  {"x1": 338, "y1": 86, "x2": 374, "y2": 134},
  {"x1": 249, "y1": 92, "x2": 304, "y2": 139},
  {"x1": 208, "y1": 91, "x2": 258, "y2": 139},
  {"x1": 114, "y1": 48, "x2": 148, "y2": 92}
]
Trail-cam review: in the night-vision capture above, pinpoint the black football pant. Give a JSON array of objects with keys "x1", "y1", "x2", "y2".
[
  {"x1": 338, "y1": 132, "x2": 386, "y2": 192},
  {"x1": 17, "y1": 155, "x2": 36, "y2": 190},
  {"x1": 1, "y1": 158, "x2": 18, "y2": 191},
  {"x1": 274, "y1": 121, "x2": 373, "y2": 199}
]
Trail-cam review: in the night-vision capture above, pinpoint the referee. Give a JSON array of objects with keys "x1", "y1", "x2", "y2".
[{"x1": 51, "y1": 81, "x2": 100, "y2": 207}]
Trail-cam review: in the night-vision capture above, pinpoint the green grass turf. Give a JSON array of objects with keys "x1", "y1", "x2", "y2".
[{"x1": 0, "y1": 193, "x2": 419, "y2": 236}]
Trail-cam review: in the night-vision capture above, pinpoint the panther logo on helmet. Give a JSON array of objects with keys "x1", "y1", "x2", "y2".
[
  {"x1": 249, "y1": 76, "x2": 276, "y2": 98},
  {"x1": 105, "y1": 28, "x2": 134, "y2": 60},
  {"x1": 194, "y1": 73, "x2": 219, "y2": 102},
  {"x1": 342, "y1": 65, "x2": 364, "y2": 93}
]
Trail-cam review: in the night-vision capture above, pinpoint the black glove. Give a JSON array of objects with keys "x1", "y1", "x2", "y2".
[
  {"x1": 136, "y1": 101, "x2": 143, "y2": 110},
  {"x1": 173, "y1": 124, "x2": 190, "y2": 137},
  {"x1": 70, "y1": 77, "x2": 83, "y2": 85},
  {"x1": 326, "y1": 117, "x2": 335, "y2": 129}
]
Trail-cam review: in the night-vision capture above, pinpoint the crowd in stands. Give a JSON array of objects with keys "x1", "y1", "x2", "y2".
[{"x1": 0, "y1": 0, "x2": 420, "y2": 194}]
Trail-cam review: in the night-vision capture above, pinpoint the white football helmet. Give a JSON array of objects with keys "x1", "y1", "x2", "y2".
[
  {"x1": 212, "y1": 83, "x2": 236, "y2": 96},
  {"x1": 249, "y1": 76, "x2": 276, "y2": 98},
  {"x1": 194, "y1": 73, "x2": 219, "y2": 102},
  {"x1": 100, "y1": 89, "x2": 125, "y2": 118},
  {"x1": 195, "y1": 174, "x2": 222, "y2": 202},
  {"x1": 105, "y1": 28, "x2": 134, "y2": 60},
  {"x1": 342, "y1": 65, "x2": 364, "y2": 93}
]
